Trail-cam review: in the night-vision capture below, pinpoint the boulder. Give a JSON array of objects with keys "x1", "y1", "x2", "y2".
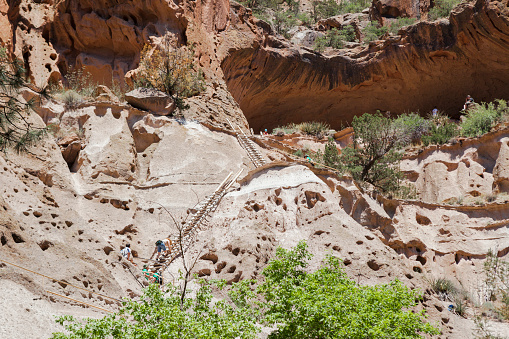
[
  {"x1": 290, "y1": 29, "x2": 324, "y2": 48},
  {"x1": 95, "y1": 85, "x2": 120, "y2": 103},
  {"x1": 125, "y1": 88, "x2": 175, "y2": 115}
]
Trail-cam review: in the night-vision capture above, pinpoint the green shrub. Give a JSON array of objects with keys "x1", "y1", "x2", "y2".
[
  {"x1": 273, "y1": 123, "x2": 297, "y2": 135},
  {"x1": 339, "y1": 0, "x2": 371, "y2": 14},
  {"x1": 294, "y1": 149, "x2": 304, "y2": 157},
  {"x1": 296, "y1": 12, "x2": 313, "y2": 27},
  {"x1": 394, "y1": 112, "x2": 431, "y2": 144},
  {"x1": 340, "y1": 112, "x2": 409, "y2": 192},
  {"x1": 312, "y1": 0, "x2": 341, "y2": 21},
  {"x1": 430, "y1": 277, "x2": 457, "y2": 295},
  {"x1": 363, "y1": 21, "x2": 389, "y2": 43},
  {"x1": 135, "y1": 41, "x2": 205, "y2": 110},
  {"x1": 322, "y1": 137, "x2": 341, "y2": 168},
  {"x1": 461, "y1": 102, "x2": 501, "y2": 137},
  {"x1": 297, "y1": 121, "x2": 330, "y2": 136},
  {"x1": 421, "y1": 120, "x2": 458, "y2": 146},
  {"x1": 313, "y1": 26, "x2": 356, "y2": 51},
  {"x1": 59, "y1": 90, "x2": 84, "y2": 110},
  {"x1": 258, "y1": 241, "x2": 440, "y2": 338},
  {"x1": 64, "y1": 67, "x2": 96, "y2": 97},
  {"x1": 428, "y1": 0, "x2": 463, "y2": 20},
  {"x1": 388, "y1": 17, "x2": 417, "y2": 35}
]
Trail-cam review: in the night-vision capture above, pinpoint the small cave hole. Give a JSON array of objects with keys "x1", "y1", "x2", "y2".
[
  {"x1": 227, "y1": 265, "x2": 237, "y2": 273},
  {"x1": 232, "y1": 247, "x2": 240, "y2": 256},
  {"x1": 11, "y1": 233, "x2": 25, "y2": 243},
  {"x1": 413, "y1": 266, "x2": 422, "y2": 273},
  {"x1": 416, "y1": 255, "x2": 427, "y2": 266},
  {"x1": 1, "y1": 235, "x2": 7, "y2": 245},
  {"x1": 38, "y1": 240, "x2": 52, "y2": 251}
]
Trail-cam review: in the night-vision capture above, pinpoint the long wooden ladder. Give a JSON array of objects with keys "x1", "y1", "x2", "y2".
[
  {"x1": 226, "y1": 118, "x2": 266, "y2": 168},
  {"x1": 148, "y1": 170, "x2": 243, "y2": 275}
]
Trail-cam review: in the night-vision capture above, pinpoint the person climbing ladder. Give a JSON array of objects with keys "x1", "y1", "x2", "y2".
[
  {"x1": 150, "y1": 240, "x2": 168, "y2": 260},
  {"x1": 120, "y1": 244, "x2": 136, "y2": 266}
]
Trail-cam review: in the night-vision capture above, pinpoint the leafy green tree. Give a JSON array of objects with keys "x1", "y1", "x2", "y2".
[
  {"x1": 258, "y1": 241, "x2": 440, "y2": 338},
  {"x1": 51, "y1": 281, "x2": 260, "y2": 339},
  {"x1": 0, "y1": 47, "x2": 47, "y2": 153},
  {"x1": 363, "y1": 21, "x2": 389, "y2": 43},
  {"x1": 394, "y1": 112, "x2": 431, "y2": 144},
  {"x1": 340, "y1": 112, "x2": 409, "y2": 192}
]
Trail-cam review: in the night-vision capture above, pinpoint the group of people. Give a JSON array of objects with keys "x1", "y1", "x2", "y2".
[{"x1": 120, "y1": 237, "x2": 174, "y2": 285}]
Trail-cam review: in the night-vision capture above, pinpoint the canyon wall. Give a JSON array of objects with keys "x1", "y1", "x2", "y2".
[{"x1": 221, "y1": 0, "x2": 509, "y2": 131}]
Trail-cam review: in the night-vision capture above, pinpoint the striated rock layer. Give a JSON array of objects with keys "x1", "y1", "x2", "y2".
[{"x1": 221, "y1": 0, "x2": 509, "y2": 131}]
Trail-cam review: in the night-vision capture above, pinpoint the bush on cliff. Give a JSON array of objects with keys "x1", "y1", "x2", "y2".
[
  {"x1": 51, "y1": 241, "x2": 440, "y2": 339},
  {"x1": 135, "y1": 42, "x2": 205, "y2": 110},
  {"x1": 363, "y1": 21, "x2": 389, "y2": 42},
  {"x1": 460, "y1": 100, "x2": 509, "y2": 137},
  {"x1": 314, "y1": 26, "x2": 356, "y2": 51},
  {"x1": 388, "y1": 17, "x2": 417, "y2": 35},
  {"x1": 428, "y1": 0, "x2": 463, "y2": 20},
  {"x1": 340, "y1": 112, "x2": 409, "y2": 192}
]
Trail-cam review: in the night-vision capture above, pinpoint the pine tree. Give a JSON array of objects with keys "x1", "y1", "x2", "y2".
[{"x1": 0, "y1": 47, "x2": 47, "y2": 153}]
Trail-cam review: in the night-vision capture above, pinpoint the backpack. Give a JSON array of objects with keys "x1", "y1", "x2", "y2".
[{"x1": 120, "y1": 247, "x2": 130, "y2": 257}]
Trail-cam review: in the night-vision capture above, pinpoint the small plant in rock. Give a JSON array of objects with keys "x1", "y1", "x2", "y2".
[
  {"x1": 363, "y1": 21, "x2": 389, "y2": 43},
  {"x1": 484, "y1": 249, "x2": 509, "y2": 320},
  {"x1": 485, "y1": 192, "x2": 498, "y2": 203},
  {"x1": 430, "y1": 277, "x2": 457, "y2": 299},
  {"x1": 392, "y1": 183, "x2": 419, "y2": 200},
  {"x1": 63, "y1": 66, "x2": 96, "y2": 97},
  {"x1": 454, "y1": 296, "x2": 469, "y2": 317},
  {"x1": 273, "y1": 123, "x2": 297, "y2": 135},
  {"x1": 322, "y1": 137, "x2": 341, "y2": 168},
  {"x1": 388, "y1": 17, "x2": 417, "y2": 35},
  {"x1": 294, "y1": 149, "x2": 304, "y2": 157},
  {"x1": 59, "y1": 90, "x2": 83, "y2": 110}
]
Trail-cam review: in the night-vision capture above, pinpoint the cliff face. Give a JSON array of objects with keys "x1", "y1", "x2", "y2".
[{"x1": 222, "y1": 0, "x2": 509, "y2": 132}]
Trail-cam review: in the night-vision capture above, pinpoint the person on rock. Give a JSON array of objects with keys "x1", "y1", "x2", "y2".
[
  {"x1": 142, "y1": 265, "x2": 153, "y2": 282},
  {"x1": 150, "y1": 240, "x2": 168, "y2": 260},
  {"x1": 432, "y1": 107, "x2": 438, "y2": 117},
  {"x1": 463, "y1": 95, "x2": 475, "y2": 111},
  {"x1": 162, "y1": 238, "x2": 172, "y2": 256},
  {"x1": 120, "y1": 244, "x2": 136, "y2": 266}
]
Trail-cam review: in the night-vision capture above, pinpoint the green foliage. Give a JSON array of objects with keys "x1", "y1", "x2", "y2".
[
  {"x1": 428, "y1": 0, "x2": 462, "y2": 21},
  {"x1": 322, "y1": 137, "x2": 341, "y2": 168},
  {"x1": 135, "y1": 42, "x2": 205, "y2": 111},
  {"x1": 52, "y1": 242, "x2": 440, "y2": 339},
  {"x1": 363, "y1": 21, "x2": 389, "y2": 43},
  {"x1": 484, "y1": 249, "x2": 509, "y2": 319},
  {"x1": 63, "y1": 67, "x2": 96, "y2": 97},
  {"x1": 394, "y1": 112, "x2": 431, "y2": 144},
  {"x1": 421, "y1": 119, "x2": 458, "y2": 146},
  {"x1": 273, "y1": 123, "x2": 297, "y2": 135},
  {"x1": 388, "y1": 17, "x2": 417, "y2": 35},
  {"x1": 430, "y1": 277, "x2": 457, "y2": 297},
  {"x1": 294, "y1": 149, "x2": 304, "y2": 157},
  {"x1": 59, "y1": 90, "x2": 83, "y2": 110},
  {"x1": 340, "y1": 112, "x2": 408, "y2": 192},
  {"x1": 298, "y1": 121, "x2": 330, "y2": 136},
  {"x1": 0, "y1": 47, "x2": 48, "y2": 153},
  {"x1": 339, "y1": 0, "x2": 371, "y2": 14},
  {"x1": 312, "y1": 0, "x2": 341, "y2": 21},
  {"x1": 51, "y1": 281, "x2": 260, "y2": 339},
  {"x1": 258, "y1": 241, "x2": 440, "y2": 338},
  {"x1": 314, "y1": 26, "x2": 356, "y2": 52},
  {"x1": 460, "y1": 100, "x2": 509, "y2": 137},
  {"x1": 296, "y1": 12, "x2": 313, "y2": 27},
  {"x1": 272, "y1": 9, "x2": 298, "y2": 37}
]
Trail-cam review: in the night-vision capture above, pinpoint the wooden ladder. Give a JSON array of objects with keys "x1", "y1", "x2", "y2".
[
  {"x1": 226, "y1": 118, "x2": 266, "y2": 168},
  {"x1": 148, "y1": 170, "x2": 243, "y2": 276}
]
